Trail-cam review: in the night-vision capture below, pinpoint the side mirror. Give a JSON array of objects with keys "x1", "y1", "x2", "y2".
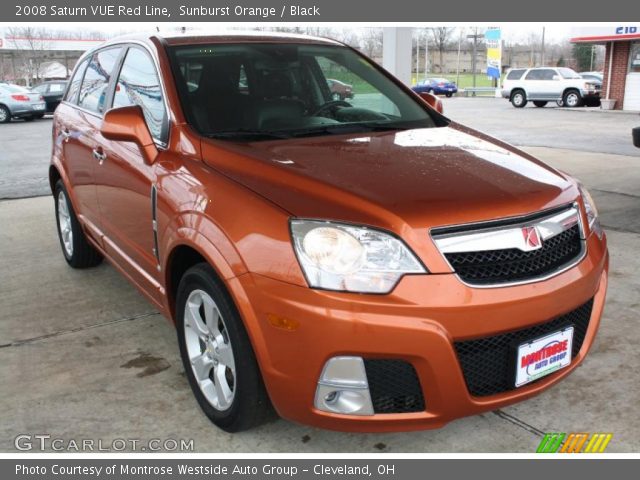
[
  {"x1": 101, "y1": 105, "x2": 159, "y2": 165},
  {"x1": 633, "y1": 127, "x2": 640, "y2": 148},
  {"x1": 417, "y1": 91, "x2": 444, "y2": 114}
]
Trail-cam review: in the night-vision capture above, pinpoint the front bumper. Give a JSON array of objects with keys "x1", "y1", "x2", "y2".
[{"x1": 231, "y1": 231, "x2": 608, "y2": 432}]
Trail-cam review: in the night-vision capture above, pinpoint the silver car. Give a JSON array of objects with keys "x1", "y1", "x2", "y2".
[{"x1": 0, "y1": 83, "x2": 47, "y2": 123}]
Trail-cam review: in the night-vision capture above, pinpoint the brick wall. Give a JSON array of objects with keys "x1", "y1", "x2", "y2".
[{"x1": 601, "y1": 41, "x2": 630, "y2": 110}]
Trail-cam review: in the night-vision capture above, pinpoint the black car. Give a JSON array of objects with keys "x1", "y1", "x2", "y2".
[{"x1": 32, "y1": 80, "x2": 67, "y2": 114}]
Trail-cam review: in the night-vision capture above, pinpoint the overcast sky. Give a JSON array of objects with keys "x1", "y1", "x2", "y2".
[{"x1": 0, "y1": 22, "x2": 578, "y2": 44}]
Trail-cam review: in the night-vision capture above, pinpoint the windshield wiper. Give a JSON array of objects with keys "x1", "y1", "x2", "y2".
[
  {"x1": 283, "y1": 122, "x2": 407, "y2": 138},
  {"x1": 205, "y1": 129, "x2": 292, "y2": 141}
]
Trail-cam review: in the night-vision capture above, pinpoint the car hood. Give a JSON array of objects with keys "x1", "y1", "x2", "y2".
[{"x1": 200, "y1": 124, "x2": 578, "y2": 230}]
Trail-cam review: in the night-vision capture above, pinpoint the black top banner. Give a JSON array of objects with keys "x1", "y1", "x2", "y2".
[{"x1": 1, "y1": 0, "x2": 636, "y2": 22}]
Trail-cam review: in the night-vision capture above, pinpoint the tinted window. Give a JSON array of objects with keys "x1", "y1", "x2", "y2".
[
  {"x1": 539, "y1": 69, "x2": 557, "y2": 80},
  {"x1": 65, "y1": 58, "x2": 89, "y2": 103},
  {"x1": 525, "y1": 69, "x2": 541, "y2": 80},
  {"x1": 78, "y1": 47, "x2": 122, "y2": 114},
  {"x1": 506, "y1": 69, "x2": 525, "y2": 80},
  {"x1": 169, "y1": 43, "x2": 442, "y2": 139},
  {"x1": 113, "y1": 48, "x2": 167, "y2": 142}
]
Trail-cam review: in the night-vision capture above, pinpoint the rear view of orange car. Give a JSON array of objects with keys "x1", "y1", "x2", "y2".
[{"x1": 50, "y1": 32, "x2": 608, "y2": 432}]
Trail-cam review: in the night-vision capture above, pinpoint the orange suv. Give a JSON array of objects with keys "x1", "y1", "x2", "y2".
[{"x1": 50, "y1": 32, "x2": 608, "y2": 432}]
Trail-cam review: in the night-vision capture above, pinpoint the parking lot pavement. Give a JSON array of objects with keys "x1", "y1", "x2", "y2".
[
  {"x1": 443, "y1": 97, "x2": 640, "y2": 157},
  {"x1": 0, "y1": 148, "x2": 638, "y2": 452},
  {"x1": 0, "y1": 101, "x2": 638, "y2": 199},
  {"x1": 0, "y1": 116, "x2": 53, "y2": 199}
]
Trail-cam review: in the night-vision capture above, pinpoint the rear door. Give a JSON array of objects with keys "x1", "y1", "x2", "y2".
[
  {"x1": 537, "y1": 68, "x2": 561, "y2": 99},
  {"x1": 522, "y1": 69, "x2": 544, "y2": 99},
  {"x1": 93, "y1": 46, "x2": 169, "y2": 301}
]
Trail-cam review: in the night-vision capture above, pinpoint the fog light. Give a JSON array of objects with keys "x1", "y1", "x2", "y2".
[{"x1": 314, "y1": 356, "x2": 374, "y2": 416}]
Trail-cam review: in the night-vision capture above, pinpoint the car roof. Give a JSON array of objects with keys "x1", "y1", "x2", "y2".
[{"x1": 102, "y1": 30, "x2": 342, "y2": 48}]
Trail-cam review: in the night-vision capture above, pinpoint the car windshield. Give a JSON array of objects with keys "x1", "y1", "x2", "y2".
[
  {"x1": 168, "y1": 43, "x2": 445, "y2": 140},
  {"x1": 558, "y1": 68, "x2": 581, "y2": 79}
]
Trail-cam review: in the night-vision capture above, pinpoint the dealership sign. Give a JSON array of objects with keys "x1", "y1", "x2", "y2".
[
  {"x1": 485, "y1": 27, "x2": 501, "y2": 79},
  {"x1": 571, "y1": 25, "x2": 640, "y2": 42}
]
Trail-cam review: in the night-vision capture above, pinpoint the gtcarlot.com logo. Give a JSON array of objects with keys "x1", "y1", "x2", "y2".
[{"x1": 536, "y1": 432, "x2": 613, "y2": 453}]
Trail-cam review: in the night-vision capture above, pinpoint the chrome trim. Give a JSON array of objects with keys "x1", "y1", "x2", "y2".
[
  {"x1": 151, "y1": 184, "x2": 160, "y2": 268},
  {"x1": 430, "y1": 203, "x2": 587, "y2": 289}
]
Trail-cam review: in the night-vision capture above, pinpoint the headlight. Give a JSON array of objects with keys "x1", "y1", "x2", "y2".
[
  {"x1": 579, "y1": 185, "x2": 602, "y2": 237},
  {"x1": 290, "y1": 220, "x2": 426, "y2": 293}
]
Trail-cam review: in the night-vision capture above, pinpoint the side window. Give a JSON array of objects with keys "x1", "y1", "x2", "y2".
[
  {"x1": 506, "y1": 69, "x2": 524, "y2": 80},
  {"x1": 113, "y1": 48, "x2": 167, "y2": 143},
  {"x1": 540, "y1": 69, "x2": 557, "y2": 80},
  {"x1": 78, "y1": 47, "x2": 122, "y2": 114},
  {"x1": 64, "y1": 58, "x2": 89, "y2": 103},
  {"x1": 524, "y1": 70, "x2": 541, "y2": 80}
]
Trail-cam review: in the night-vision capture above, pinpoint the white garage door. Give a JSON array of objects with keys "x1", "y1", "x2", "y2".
[{"x1": 623, "y1": 43, "x2": 640, "y2": 111}]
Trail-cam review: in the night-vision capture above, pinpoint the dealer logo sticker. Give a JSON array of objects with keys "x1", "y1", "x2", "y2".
[{"x1": 536, "y1": 433, "x2": 613, "y2": 453}]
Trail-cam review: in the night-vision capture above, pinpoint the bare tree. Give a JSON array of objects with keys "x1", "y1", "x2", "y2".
[
  {"x1": 7, "y1": 27, "x2": 53, "y2": 86},
  {"x1": 430, "y1": 27, "x2": 455, "y2": 73},
  {"x1": 360, "y1": 28, "x2": 383, "y2": 60}
]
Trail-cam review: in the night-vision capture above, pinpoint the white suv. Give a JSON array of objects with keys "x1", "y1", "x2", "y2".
[{"x1": 502, "y1": 67, "x2": 600, "y2": 108}]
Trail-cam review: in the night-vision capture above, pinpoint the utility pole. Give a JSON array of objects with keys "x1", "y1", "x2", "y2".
[
  {"x1": 456, "y1": 29, "x2": 462, "y2": 87},
  {"x1": 415, "y1": 35, "x2": 420, "y2": 85},
  {"x1": 467, "y1": 28, "x2": 484, "y2": 96},
  {"x1": 541, "y1": 26, "x2": 546, "y2": 65},
  {"x1": 425, "y1": 33, "x2": 429, "y2": 79}
]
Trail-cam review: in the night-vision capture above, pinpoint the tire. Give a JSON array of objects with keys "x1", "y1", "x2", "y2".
[
  {"x1": 23, "y1": 116, "x2": 34, "y2": 122},
  {"x1": 445, "y1": 92, "x2": 453, "y2": 98},
  {"x1": 176, "y1": 263, "x2": 274, "y2": 432},
  {"x1": 510, "y1": 90, "x2": 527, "y2": 108},
  {"x1": 35, "y1": 113, "x2": 45, "y2": 119},
  {"x1": 54, "y1": 180, "x2": 103, "y2": 268},
  {"x1": 556, "y1": 99, "x2": 564, "y2": 107},
  {"x1": 563, "y1": 89, "x2": 583, "y2": 108},
  {"x1": 533, "y1": 101, "x2": 548, "y2": 107},
  {"x1": 0, "y1": 105, "x2": 10, "y2": 123}
]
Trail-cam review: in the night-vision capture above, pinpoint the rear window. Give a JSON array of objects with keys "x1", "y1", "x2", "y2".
[
  {"x1": 506, "y1": 69, "x2": 525, "y2": 80},
  {"x1": 78, "y1": 47, "x2": 122, "y2": 114}
]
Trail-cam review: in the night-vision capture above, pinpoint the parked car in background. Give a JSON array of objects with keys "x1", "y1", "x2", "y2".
[
  {"x1": 502, "y1": 67, "x2": 600, "y2": 108},
  {"x1": 633, "y1": 126, "x2": 640, "y2": 148},
  {"x1": 33, "y1": 80, "x2": 67, "y2": 113},
  {"x1": 326, "y1": 78, "x2": 354, "y2": 100},
  {"x1": 413, "y1": 77, "x2": 458, "y2": 97},
  {"x1": 0, "y1": 83, "x2": 46, "y2": 123},
  {"x1": 51, "y1": 32, "x2": 608, "y2": 433}
]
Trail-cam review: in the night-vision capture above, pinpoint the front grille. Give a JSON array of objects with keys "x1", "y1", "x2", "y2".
[
  {"x1": 445, "y1": 224, "x2": 582, "y2": 285},
  {"x1": 363, "y1": 359, "x2": 425, "y2": 414},
  {"x1": 454, "y1": 298, "x2": 594, "y2": 397}
]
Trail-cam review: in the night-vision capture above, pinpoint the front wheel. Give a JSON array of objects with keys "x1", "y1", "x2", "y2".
[
  {"x1": 54, "y1": 180, "x2": 103, "y2": 268},
  {"x1": 445, "y1": 92, "x2": 453, "y2": 98},
  {"x1": 533, "y1": 101, "x2": 548, "y2": 107},
  {"x1": 176, "y1": 263, "x2": 274, "y2": 432},
  {"x1": 563, "y1": 90, "x2": 583, "y2": 108}
]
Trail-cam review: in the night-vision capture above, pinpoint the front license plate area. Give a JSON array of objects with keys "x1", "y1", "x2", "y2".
[{"x1": 515, "y1": 327, "x2": 574, "y2": 387}]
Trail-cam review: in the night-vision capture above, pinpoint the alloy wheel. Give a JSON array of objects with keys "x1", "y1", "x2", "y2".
[
  {"x1": 183, "y1": 289, "x2": 236, "y2": 411},
  {"x1": 57, "y1": 191, "x2": 73, "y2": 257}
]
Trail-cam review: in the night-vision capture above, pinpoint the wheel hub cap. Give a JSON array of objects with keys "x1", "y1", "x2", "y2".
[
  {"x1": 184, "y1": 289, "x2": 236, "y2": 411},
  {"x1": 57, "y1": 191, "x2": 73, "y2": 257}
]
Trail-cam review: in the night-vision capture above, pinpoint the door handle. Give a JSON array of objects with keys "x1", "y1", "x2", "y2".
[{"x1": 92, "y1": 148, "x2": 107, "y2": 163}]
